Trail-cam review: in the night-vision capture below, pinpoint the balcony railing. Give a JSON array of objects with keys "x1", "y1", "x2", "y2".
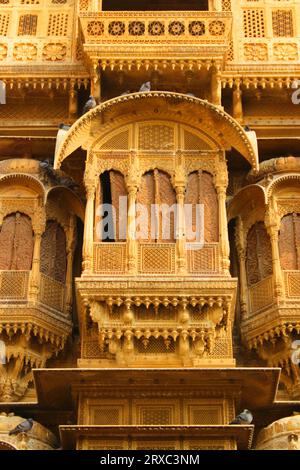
[
  {"x1": 79, "y1": 11, "x2": 232, "y2": 44},
  {"x1": 248, "y1": 275, "x2": 274, "y2": 315},
  {"x1": 0, "y1": 270, "x2": 65, "y2": 313},
  {"x1": 93, "y1": 242, "x2": 220, "y2": 275}
]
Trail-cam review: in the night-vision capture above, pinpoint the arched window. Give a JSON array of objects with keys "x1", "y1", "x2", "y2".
[
  {"x1": 0, "y1": 213, "x2": 33, "y2": 270},
  {"x1": 246, "y1": 222, "x2": 272, "y2": 286},
  {"x1": 185, "y1": 171, "x2": 218, "y2": 243},
  {"x1": 136, "y1": 169, "x2": 176, "y2": 242},
  {"x1": 40, "y1": 220, "x2": 67, "y2": 283},
  {"x1": 279, "y1": 213, "x2": 300, "y2": 270}
]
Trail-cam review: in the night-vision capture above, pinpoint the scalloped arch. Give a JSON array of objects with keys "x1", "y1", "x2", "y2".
[{"x1": 54, "y1": 92, "x2": 258, "y2": 170}]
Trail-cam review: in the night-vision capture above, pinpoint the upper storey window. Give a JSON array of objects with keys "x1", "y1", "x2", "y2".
[{"x1": 102, "y1": 0, "x2": 209, "y2": 11}]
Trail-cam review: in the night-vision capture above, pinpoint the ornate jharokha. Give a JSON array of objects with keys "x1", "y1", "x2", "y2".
[
  {"x1": 0, "y1": 159, "x2": 84, "y2": 401},
  {"x1": 55, "y1": 91, "x2": 257, "y2": 370},
  {"x1": 1, "y1": 0, "x2": 300, "y2": 452},
  {"x1": 229, "y1": 157, "x2": 300, "y2": 399}
]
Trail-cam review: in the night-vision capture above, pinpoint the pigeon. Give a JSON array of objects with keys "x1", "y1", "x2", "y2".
[
  {"x1": 139, "y1": 81, "x2": 151, "y2": 92},
  {"x1": 9, "y1": 418, "x2": 33, "y2": 435},
  {"x1": 58, "y1": 123, "x2": 71, "y2": 131},
  {"x1": 82, "y1": 95, "x2": 97, "y2": 115},
  {"x1": 230, "y1": 409, "x2": 253, "y2": 425},
  {"x1": 39, "y1": 160, "x2": 56, "y2": 179}
]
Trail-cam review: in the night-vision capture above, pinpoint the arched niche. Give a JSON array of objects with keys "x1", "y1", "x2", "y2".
[
  {"x1": 136, "y1": 169, "x2": 176, "y2": 242},
  {"x1": 0, "y1": 212, "x2": 34, "y2": 271},
  {"x1": 185, "y1": 171, "x2": 218, "y2": 243},
  {"x1": 246, "y1": 222, "x2": 273, "y2": 286},
  {"x1": 46, "y1": 186, "x2": 85, "y2": 223},
  {"x1": 0, "y1": 174, "x2": 45, "y2": 201}
]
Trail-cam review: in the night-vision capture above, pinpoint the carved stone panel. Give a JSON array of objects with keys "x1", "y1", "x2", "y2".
[
  {"x1": 0, "y1": 213, "x2": 33, "y2": 270},
  {"x1": 40, "y1": 220, "x2": 66, "y2": 283},
  {"x1": 136, "y1": 170, "x2": 176, "y2": 242},
  {"x1": 246, "y1": 222, "x2": 272, "y2": 286},
  {"x1": 279, "y1": 213, "x2": 300, "y2": 270},
  {"x1": 185, "y1": 171, "x2": 218, "y2": 243}
]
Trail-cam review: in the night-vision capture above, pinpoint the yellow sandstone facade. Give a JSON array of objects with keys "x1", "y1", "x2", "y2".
[{"x1": 0, "y1": 0, "x2": 300, "y2": 450}]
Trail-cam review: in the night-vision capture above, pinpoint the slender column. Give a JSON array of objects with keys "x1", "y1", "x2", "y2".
[
  {"x1": 68, "y1": 80, "x2": 78, "y2": 118},
  {"x1": 216, "y1": 184, "x2": 230, "y2": 275},
  {"x1": 83, "y1": 183, "x2": 95, "y2": 274},
  {"x1": 233, "y1": 82, "x2": 243, "y2": 122},
  {"x1": 29, "y1": 230, "x2": 42, "y2": 301},
  {"x1": 268, "y1": 225, "x2": 284, "y2": 299},
  {"x1": 235, "y1": 218, "x2": 248, "y2": 318},
  {"x1": 210, "y1": 0, "x2": 222, "y2": 11},
  {"x1": 127, "y1": 185, "x2": 138, "y2": 274},
  {"x1": 174, "y1": 160, "x2": 187, "y2": 274},
  {"x1": 266, "y1": 202, "x2": 283, "y2": 300},
  {"x1": 211, "y1": 68, "x2": 222, "y2": 107}
]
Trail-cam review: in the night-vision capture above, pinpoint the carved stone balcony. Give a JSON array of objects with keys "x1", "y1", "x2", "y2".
[
  {"x1": 0, "y1": 269, "x2": 71, "y2": 402},
  {"x1": 79, "y1": 11, "x2": 232, "y2": 69}
]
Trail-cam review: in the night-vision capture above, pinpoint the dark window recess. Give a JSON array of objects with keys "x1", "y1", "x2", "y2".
[
  {"x1": 102, "y1": 0, "x2": 209, "y2": 11},
  {"x1": 100, "y1": 171, "x2": 115, "y2": 242}
]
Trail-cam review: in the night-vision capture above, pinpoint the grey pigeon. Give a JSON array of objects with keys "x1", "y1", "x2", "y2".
[
  {"x1": 139, "y1": 81, "x2": 151, "y2": 92},
  {"x1": 58, "y1": 123, "x2": 71, "y2": 131},
  {"x1": 82, "y1": 95, "x2": 97, "y2": 115},
  {"x1": 40, "y1": 160, "x2": 56, "y2": 179},
  {"x1": 9, "y1": 418, "x2": 33, "y2": 435},
  {"x1": 230, "y1": 409, "x2": 253, "y2": 425}
]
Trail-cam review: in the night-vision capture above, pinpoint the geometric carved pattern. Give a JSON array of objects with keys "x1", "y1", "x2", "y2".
[
  {"x1": 92, "y1": 408, "x2": 120, "y2": 425},
  {"x1": 0, "y1": 213, "x2": 33, "y2": 271},
  {"x1": 94, "y1": 243, "x2": 126, "y2": 273},
  {"x1": 249, "y1": 275, "x2": 273, "y2": 313},
  {"x1": 185, "y1": 171, "x2": 219, "y2": 243},
  {"x1": 246, "y1": 222, "x2": 272, "y2": 286},
  {"x1": 139, "y1": 407, "x2": 172, "y2": 425},
  {"x1": 40, "y1": 220, "x2": 66, "y2": 283},
  {"x1": 272, "y1": 10, "x2": 293, "y2": 37},
  {"x1": 285, "y1": 272, "x2": 300, "y2": 298},
  {"x1": 243, "y1": 9, "x2": 265, "y2": 38},
  {"x1": 184, "y1": 130, "x2": 211, "y2": 150},
  {"x1": 39, "y1": 273, "x2": 65, "y2": 311},
  {"x1": 135, "y1": 337, "x2": 175, "y2": 354},
  {"x1": 136, "y1": 170, "x2": 176, "y2": 243},
  {"x1": 0, "y1": 270, "x2": 29, "y2": 300},
  {"x1": 0, "y1": 14, "x2": 10, "y2": 36},
  {"x1": 189, "y1": 406, "x2": 221, "y2": 425},
  {"x1": 100, "y1": 130, "x2": 129, "y2": 150},
  {"x1": 187, "y1": 244, "x2": 218, "y2": 274},
  {"x1": 138, "y1": 125, "x2": 174, "y2": 150},
  {"x1": 47, "y1": 13, "x2": 69, "y2": 36},
  {"x1": 18, "y1": 15, "x2": 38, "y2": 36},
  {"x1": 279, "y1": 213, "x2": 300, "y2": 270},
  {"x1": 138, "y1": 244, "x2": 175, "y2": 274}
]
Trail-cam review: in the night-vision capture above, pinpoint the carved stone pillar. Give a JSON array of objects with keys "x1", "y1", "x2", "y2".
[
  {"x1": 68, "y1": 81, "x2": 78, "y2": 118},
  {"x1": 83, "y1": 184, "x2": 95, "y2": 274},
  {"x1": 235, "y1": 218, "x2": 248, "y2": 318},
  {"x1": 211, "y1": 68, "x2": 222, "y2": 107},
  {"x1": 127, "y1": 185, "x2": 138, "y2": 274},
  {"x1": 174, "y1": 163, "x2": 187, "y2": 274},
  {"x1": 233, "y1": 82, "x2": 243, "y2": 122},
  {"x1": 210, "y1": 0, "x2": 222, "y2": 11},
  {"x1": 91, "y1": 63, "x2": 101, "y2": 103},
  {"x1": 266, "y1": 201, "x2": 283, "y2": 299},
  {"x1": 267, "y1": 225, "x2": 283, "y2": 299},
  {"x1": 216, "y1": 183, "x2": 230, "y2": 275},
  {"x1": 29, "y1": 231, "x2": 42, "y2": 302}
]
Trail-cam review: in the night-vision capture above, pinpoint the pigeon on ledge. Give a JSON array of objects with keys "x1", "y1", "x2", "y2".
[
  {"x1": 9, "y1": 418, "x2": 34, "y2": 435},
  {"x1": 82, "y1": 95, "x2": 97, "y2": 115},
  {"x1": 230, "y1": 409, "x2": 253, "y2": 425},
  {"x1": 139, "y1": 81, "x2": 151, "y2": 92}
]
